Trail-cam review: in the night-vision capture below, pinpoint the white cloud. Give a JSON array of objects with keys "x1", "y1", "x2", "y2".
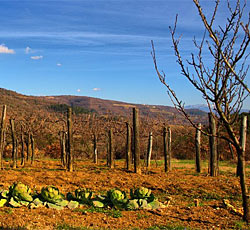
[
  {"x1": 57, "y1": 63, "x2": 62, "y2": 66},
  {"x1": 0, "y1": 44, "x2": 15, "y2": 54},
  {"x1": 31, "y1": 55, "x2": 43, "y2": 60},
  {"x1": 77, "y1": 89, "x2": 81, "y2": 92},
  {"x1": 93, "y1": 88, "x2": 101, "y2": 91},
  {"x1": 25, "y1": 46, "x2": 32, "y2": 54}
]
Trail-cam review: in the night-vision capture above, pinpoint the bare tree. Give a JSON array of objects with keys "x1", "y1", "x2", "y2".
[{"x1": 152, "y1": 0, "x2": 250, "y2": 222}]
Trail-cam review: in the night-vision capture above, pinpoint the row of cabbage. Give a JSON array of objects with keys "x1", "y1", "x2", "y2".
[{"x1": 0, "y1": 182, "x2": 166, "y2": 211}]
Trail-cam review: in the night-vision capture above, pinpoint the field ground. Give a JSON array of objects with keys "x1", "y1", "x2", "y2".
[{"x1": 0, "y1": 159, "x2": 249, "y2": 230}]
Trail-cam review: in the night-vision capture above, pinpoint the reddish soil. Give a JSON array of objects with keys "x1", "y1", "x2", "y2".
[{"x1": 0, "y1": 159, "x2": 249, "y2": 230}]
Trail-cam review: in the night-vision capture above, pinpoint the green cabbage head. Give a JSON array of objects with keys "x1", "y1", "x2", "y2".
[
  {"x1": 130, "y1": 187, "x2": 154, "y2": 202},
  {"x1": 107, "y1": 189, "x2": 128, "y2": 209},
  {"x1": 41, "y1": 186, "x2": 64, "y2": 203},
  {"x1": 75, "y1": 188, "x2": 93, "y2": 204},
  {"x1": 9, "y1": 182, "x2": 33, "y2": 202}
]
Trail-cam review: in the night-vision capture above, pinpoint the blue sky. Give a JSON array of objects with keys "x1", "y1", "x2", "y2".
[{"x1": 0, "y1": 0, "x2": 249, "y2": 109}]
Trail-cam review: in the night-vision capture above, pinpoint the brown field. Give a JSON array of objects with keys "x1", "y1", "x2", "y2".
[{"x1": 0, "y1": 159, "x2": 249, "y2": 230}]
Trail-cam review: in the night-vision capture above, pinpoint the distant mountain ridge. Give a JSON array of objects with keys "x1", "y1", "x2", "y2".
[{"x1": 0, "y1": 88, "x2": 208, "y2": 124}]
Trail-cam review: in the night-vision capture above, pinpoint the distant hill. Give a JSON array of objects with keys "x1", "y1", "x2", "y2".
[{"x1": 0, "y1": 88, "x2": 208, "y2": 124}]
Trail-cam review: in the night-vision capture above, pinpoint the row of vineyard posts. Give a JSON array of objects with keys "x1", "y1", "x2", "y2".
[
  {"x1": 0, "y1": 105, "x2": 36, "y2": 169},
  {"x1": 59, "y1": 107, "x2": 248, "y2": 177},
  {"x1": 0, "y1": 104, "x2": 248, "y2": 177}
]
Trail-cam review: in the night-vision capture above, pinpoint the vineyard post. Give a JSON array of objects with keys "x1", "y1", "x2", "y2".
[
  {"x1": 26, "y1": 133, "x2": 30, "y2": 162},
  {"x1": 126, "y1": 122, "x2": 131, "y2": 170},
  {"x1": 30, "y1": 134, "x2": 35, "y2": 165},
  {"x1": 20, "y1": 127, "x2": 25, "y2": 166},
  {"x1": 167, "y1": 127, "x2": 172, "y2": 170},
  {"x1": 10, "y1": 119, "x2": 17, "y2": 169},
  {"x1": 106, "y1": 132, "x2": 109, "y2": 166},
  {"x1": 0, "y1": 105, "x2": 6, "y2": 169},
  {"x1": 195, "y1": 123, "x2": 201, "y2": 173},
  {"x1": 108, "y1": 128, "x2": 114, "y2": 168},
  {"x1": 237, "y1": 115, "x2": 247, "y2": 177},
  {"x1": 67, "y1": 107, "x2": 73, "y2": 172},
  {"x1": 163, "y1": 127, "x2": 168, "y2": 172},
  {"x1": 60, "y1": 131, "x2": 66, "y2": 167},
  {"x1": 208, "y1": 113, "x2": 218, "y2": 176},
  {"x1": 133, "y1": 107, "x2": 141, "y2": 174},
  {"x1": 146, "y1": 131, "x2": 153, "y2": 168},
  {"x1": 93, "y1": 133, "x2": 98, "y2": 164}
]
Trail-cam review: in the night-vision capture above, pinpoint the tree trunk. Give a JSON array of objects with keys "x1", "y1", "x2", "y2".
[
  {"x1": 208, "y1": 113, "x2": 218, "y2": 176},
  {"x1": 30, "y1": 134, "x2": 35, "y2": 165},
  {"x1": 93, "y1": 133, "x2": 98, "y2": 164},
  {"x1": 108, "y1": 129, "x2": 115, "y2": 168},
  {"x1": 229, "y1": 142, "x2": 234, "y2": 160},
  {"x1": 133, "y1": 108, "x2": 141, "y2": 174},
  {"x1": 126, "y1": 122, "x2": 131, "y2": 170},
  {"x1": 10, "y1": 119, "x2": 17, "y2": 169},
  {"x1": 146, "y1": 131, "x2": 153, "y2": 168},
  {"x1": 67, "y1": 107, "x2": 73, "y2": 172},
  {"x1": 0, "y1": 105, "x2": 6, "y2": 169},
  {"x1": 195, "y1": 123, "x2": 201, "y2": 173},
  {"x1": 237, "y1": 115, "x2": 250, "y2": 222}
]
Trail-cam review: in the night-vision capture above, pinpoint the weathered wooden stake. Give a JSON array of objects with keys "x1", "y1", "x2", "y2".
[
  {"x1": 195, "y1": 123, "x2": 201, "y2": 173},
  {"x1": 163, "y1": 127, "x2": 171, "y2": 172},
  {"x1": 133, "y1": 108, "x2": 141, "y2": 174},
  {"x1": 126, "y1": 122, "x2": 131, "y2": 170},
  {"x1": 237, "y1": 115, "x2": 247, "y2": 177},
  {"x1": 146, "y1": 132, "x2": 153, "y2": 168},
  {"x1": 60, "y1": 131, "x2": 66, "y2": 166},
  {"x1": 93, "y1": 133, "x2": 98, "y2": 164},
  {"x1": 167, "y1": 127, "x2": 172, "y2": 170},
  {"x1": 237, "y1": 115, "x2": 250, "y2": 222},
  {"x1": 31, "y1": 134, "x2": 35, "y2": 165},
  {"x1": 108, "y1": 129, "x2": 115, "y2": 168},
  {"x1": 208, "y1": 113, "x2": 218, "y2": 176},
  {"x1": 0, "y1": 105, "x2": 6, "y2": 169},
  {"x1": 67, "y1": 107, "x2": 73, "y2": 172},
  {"x1": 21, "y1": 128, "x2": 25, "y2": 166},
  {"x1": 26, "y1": 133, "x2": 30, "y2": 162},
  {"x1": 10, "y1": 119, "x2": 17, "y2": 169}
]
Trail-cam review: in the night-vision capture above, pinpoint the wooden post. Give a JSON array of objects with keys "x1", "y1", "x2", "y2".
[
  {"x1": 237, "y1": 115, "x2": 247, "y2": 177},
  {"x1": 237, "y1": 115, "x2": 250, "y2": 222},
  {"x1": 126, "y1": 122, "x2": 131, "y2": 170},
  {"x1": 163, "y1": 127, "x2": 171, "y2": 172},
  {"x1": 108, "y1": 129, "x2": 115, "y2": 168},
  {"x1": 10, "y1": 119, "x2": 17, "y2": 169},
  {"x1": 195, "y1": 123, "x2": 201, "y2": 173},
  {"x1": 0, "y1": 105, "x2": 7, "y2": 169},
  {"x1": 208, "y1": 113, "x2": 218, "y2": 176},
  {"x1": 26, "y1": 133, "x2": 30, "y2": 162},
  {"x1": 93, "y1": 133, "x2": 98, "y2": 164},
  {"x1": 167, "y1": 127, "x2": 172, "y2": 170},
  {"x1": 106, "y1": 132, "x2": 109, "y2": 167},
  {"x1": 67, "y1": 107, "x2": 73, "y2": 172},
  {"x1": 30, "y1": 134, "x2": 35, "y2": 165},
  {"x1": 60, "y1": 131, "x2": 66, "y2": 166},
  {"x1": 133, "y1": 108, "x2": 141, "y2": 174},
  {"x1": 146, "y1": 131, "x2": 153, "y2": 168},
  {"x1": 20, "y1": 128, "x2": 25, "y2": 166}
]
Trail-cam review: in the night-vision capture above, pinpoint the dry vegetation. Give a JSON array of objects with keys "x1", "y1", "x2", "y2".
[{"x1": 0, "y1": 159, "x2": 249, "y2": 230}]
